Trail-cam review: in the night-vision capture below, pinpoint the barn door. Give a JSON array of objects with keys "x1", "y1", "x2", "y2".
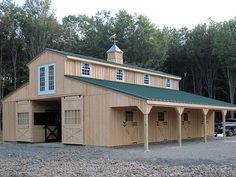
[
  {"x1": 16, "y1": 101, "x2": 31, "y2": 142},
  {"x1": 182, "y1": 112, "x2": 191, "y2": 139},
  {"x1": 124, "y1": 111, "x2": 138, "y2": 144},
  {"x1": 62, "y1": 96, "x2": 83, "y2": 144},
  {"x1": 156, "y1": 111, "x2": 168, "y2": 141}
]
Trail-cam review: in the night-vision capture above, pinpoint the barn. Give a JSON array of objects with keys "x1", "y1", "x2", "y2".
[{"x1": 1, "y1": 43, "x2": 236, "y2": 150}]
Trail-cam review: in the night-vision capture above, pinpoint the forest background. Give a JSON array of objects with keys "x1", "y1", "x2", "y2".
[{"x1": 1, "y1": 0, "x2": 236, "y2": 114}]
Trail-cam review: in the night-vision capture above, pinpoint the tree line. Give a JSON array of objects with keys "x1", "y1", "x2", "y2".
[{"x1": 1, "y1": 0, "x2": 236, "y2": 110}]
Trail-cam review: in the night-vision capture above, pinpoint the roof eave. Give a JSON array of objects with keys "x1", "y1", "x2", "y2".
[{"x1": 147, "y1": 100, "x2": 236, "y2": 111}]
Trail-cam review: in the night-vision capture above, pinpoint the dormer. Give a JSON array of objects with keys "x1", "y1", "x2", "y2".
[{"x1": 106, "y1": 43, "x2": 123, "y2": 64}]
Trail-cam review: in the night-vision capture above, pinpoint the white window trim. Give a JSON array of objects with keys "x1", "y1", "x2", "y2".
[
  {"x1": 116, "y1": 69, "x2": 124, "y2": 82},
  {"x1": 81, "y1": 62, "x2": 92, "y2": 77},
  {"x1": 144, "y1": 74, "x2": 150, "y2": 85},
  {"x1": 166, "y1": 78, "x2": 172, "y2": 89},
  {"x1": 38, "y1": 64, "x2": 56, "y2": 95}
]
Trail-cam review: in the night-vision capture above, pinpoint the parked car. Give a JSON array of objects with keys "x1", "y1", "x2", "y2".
[{"x1": 215, "y1": 119, "x2": 236, "y2": 136}]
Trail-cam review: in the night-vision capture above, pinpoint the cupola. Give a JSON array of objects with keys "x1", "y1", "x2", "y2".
[{"x1": 106, "y1": 43, "x2": 123, "y2": 64}]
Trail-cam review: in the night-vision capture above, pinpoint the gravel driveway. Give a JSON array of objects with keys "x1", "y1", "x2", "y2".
[{"x1": 0, "y1": 137, "x2": 236, "y2": 177}]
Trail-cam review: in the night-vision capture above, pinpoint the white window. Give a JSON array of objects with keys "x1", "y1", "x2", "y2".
[
  {"x1": 48, "y1": 65, "x2": 55, "y2": 91},
  {"x1": 81, "y1": 63, "x2": 91, "y2": 76},
  {"x1": 18, "y1": 112, "x2": 29, "y2": 125},
  {"x1": 144, "y1": 74, "x2": 150, "y2": 85},
  {"x1": 38, "y1": 64, "x2": 55, "y2": 95},
  {"x1": 116, "y1": 69, "x2": 124, "y2": 81},
  {"x1": 39, "y1": 67, "x2": 45, "y2": 92},
  {"x1": 65, "y1": 110, "x2": 81, "y2": 124},
  {"x1": 166, "y1": 78, "x2": 172, "y2": 88}
]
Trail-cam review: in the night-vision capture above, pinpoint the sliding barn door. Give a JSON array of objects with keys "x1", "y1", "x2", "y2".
[{"x1": 62, "y1": 96, "x2": 83, "y2": 144}]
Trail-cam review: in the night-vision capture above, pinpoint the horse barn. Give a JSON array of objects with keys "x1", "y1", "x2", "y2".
[{"x1": 1, "y1": 43, "x2": 236, "y2": 150}]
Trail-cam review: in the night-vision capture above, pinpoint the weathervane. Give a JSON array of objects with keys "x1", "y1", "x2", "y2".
[{"x1": 109, "y1": 34, "x2": 118, "y2": 43}]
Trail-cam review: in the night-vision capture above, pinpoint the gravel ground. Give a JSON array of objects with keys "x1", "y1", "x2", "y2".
[{"x1": 0, "y1": 137, "x2": 236, "y2": 177}]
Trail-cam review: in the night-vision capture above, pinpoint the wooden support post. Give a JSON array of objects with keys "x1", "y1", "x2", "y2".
[
  {"x1": 221, "y1": 110, "x2": 227, "y2": 140},
  {"x1": 144, "y1": 114, "x2": 149, "y2": 151},
  {"x1": 202, "y1": 109, "x2": 209, "y2": 143},
  {"x1": 177, "y1": 114, "x2": 182, "y2": 147},
  {"x1": 175, "y1": 107, "x2": 184, "y2": 147},
  {"x1": 139, "y1": 104, "x2": 152, "y2": 151}
]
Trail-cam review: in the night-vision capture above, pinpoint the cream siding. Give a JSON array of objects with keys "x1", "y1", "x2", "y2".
[
  {"x1": 65, "y1": 59, "x2": 179, "y2": 90},
  {"x1": 1, "y1": 50, "x2": 220, "y2": 147}
]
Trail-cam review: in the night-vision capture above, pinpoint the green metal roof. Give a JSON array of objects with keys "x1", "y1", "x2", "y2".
[
  {"x1": 45, "y1": 48, "x2": 180, "y2": 79},
  {"x1": 65, "y1": 75, "x2": 236, "y2": 108}
]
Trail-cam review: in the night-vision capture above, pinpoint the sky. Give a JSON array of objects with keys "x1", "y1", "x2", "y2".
[{"x1": 15, "y1": 0, "x2": 236, "y2": 29}]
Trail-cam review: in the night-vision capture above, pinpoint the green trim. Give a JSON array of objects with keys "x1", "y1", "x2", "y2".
[
  {"x1": 65, "y1": 75, "x2": 236, "y2": 108},
  {"x1": 46, "y1": 48, "x2": 180, "y2": 79}
]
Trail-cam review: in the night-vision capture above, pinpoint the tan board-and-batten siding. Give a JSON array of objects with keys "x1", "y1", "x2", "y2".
[
  {"x1": 109, "y1": 107, "x2": 214, "y2": 146},
  {"x1": 28, "y1": 51, "x2": 67, "y2": 98},
  {"x1": 1, "y1": 49, "x2": 232, "y2": 147},
  {"x1": 64, "y1": 78, "x2": 215, "y2": 146},
  {"x1": 1, "y1": 76, "x2": 214, "y2": 145},
  {"x1": 2, "y1": 83, "x2": 30, "y2": 141},
  {"x1": 65, "y1": 57, "x2": 179, "y2": 90}
]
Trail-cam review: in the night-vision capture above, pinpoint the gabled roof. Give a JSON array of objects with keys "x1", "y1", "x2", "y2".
[
  {"x1": 45, "y1": 48, "x2": 181, "y2": 80},
  {"x1": 65, "y1": 75, "x2": 236, "y2": 109},
  {"x1": 107, "y1": 43, "x2": 123, "y2": 53}
]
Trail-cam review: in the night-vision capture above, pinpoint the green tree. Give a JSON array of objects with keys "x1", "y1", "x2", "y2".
[
  {"x1": 163, "y1": 27, "x2": 188, "y2": 91},
  {"x1": 63, "y1": 10, "x2": 114, "y2": 58},
  {"x1": 213, "y1": 20, "x2": 236, "y2": 117},
  {"x1": 128, "y1": 14, "x2": 168, "y2": 68},
  {"x1": 62, "y1": 11, "x2": 168, "y2": 68},
  {"x1": 21, "y1": 0, "x2": 60, "y2": 58},
  {"x1": 186, "y1": 23, "x2": 219, "y2": 98},
  {"x1": 112, "y1": 10, "x2": 135, "y2": 62},
  {"x1": 1, "y1": 0, "x2": 23, "y2": 90}
]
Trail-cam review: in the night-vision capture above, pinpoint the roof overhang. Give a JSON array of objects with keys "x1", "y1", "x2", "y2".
[{"x1": 147, "y1": 100, "x2": 236, "y2": 111}]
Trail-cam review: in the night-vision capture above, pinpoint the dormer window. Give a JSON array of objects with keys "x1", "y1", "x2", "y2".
[
  {"x1": 81, "y1": 62, "x2": 91, "y2": 76},
  {"x1": 38, "y1": 64, "x2": 55, "y2": 95},
  {"x1": 144, "y1": 74, "x2": 150, "y2": 85},
  {"x1": 116, "y1": 69, "x2": 124, "y2": 81},
  {"x1": 166, "y1": 78, "x2": 172, "y2": 88}
]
